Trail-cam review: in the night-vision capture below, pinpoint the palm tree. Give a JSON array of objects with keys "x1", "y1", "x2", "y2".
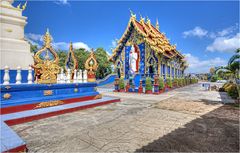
[{"x1": 215, "y1": 48, "x2": 240, "y2": 81}]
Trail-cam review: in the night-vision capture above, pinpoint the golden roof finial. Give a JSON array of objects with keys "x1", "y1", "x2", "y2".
[
  {"x1": 129, "y1": 9, "x2": 136, "y2": 18},
  {"x1": 43, "y1": 28, "x2": 52, "y2": 48},
  {"x1": 21, "y1": 1, "x2": 27, "y2": 11},
  {"x1": 156, "y1": 18, "x2": 159, "y2": 30},
  {"x1": 17, "y1": 3, "x2": 21, "y2": 9},
  {"x1": 139, "y1": 13, "x2": 145, "y2": 22},
  {"x1": 146, "y1": 16, "x2": 151, "y2": 25}
]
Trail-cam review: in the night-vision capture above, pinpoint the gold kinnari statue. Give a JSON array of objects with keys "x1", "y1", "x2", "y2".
[
  {"x1": 31, "y1": 29, "x2": 60, "y2": 84},
  {"x1": 85, "y1": 49, "x2": 98, "y2": 82}
]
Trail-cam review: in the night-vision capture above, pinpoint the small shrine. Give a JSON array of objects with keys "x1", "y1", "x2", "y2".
[{"x1": 109, "y1": 13, "x2": 187, "y2": 80}]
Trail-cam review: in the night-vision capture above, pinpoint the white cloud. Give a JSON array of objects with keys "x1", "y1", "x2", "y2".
[
  {"x1": 72, "y1": 42, "x2": 90, "y2": 51},
  {"x1": 55, "y1": 0, "x2": 69, "y2": 5},
  {"x1": 184, "y1": 53, "x2": 227, "y2": 73},
  {"x1": 25, "y1": 33, "x2": 43, "y2": 42},
  {"x1": 53, "y1": 42, "x2": 90, "y2": 51},
  {"x1": 183, "y1": 26, "x2": 208, "y2": 38},
  {"x1": 25, "y1": 33, "x2": 90, "y2": 51},
  {"x1": 206, "y1": 33, "x2": 240, "y2": 53}
]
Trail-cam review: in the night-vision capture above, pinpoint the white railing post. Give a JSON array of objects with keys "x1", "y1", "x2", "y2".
[
  {"x1": 83, "y1": 69, "x2": 88, "y2": 83},
  {"x1": 16, "y1": 66, "x2": 22, "y2": 84},
  {"x1": 77, "y1": 69, "x2": 82, "y2": 83},
  {"x1": 59, "y1": 68, "x2": 64, "y2": 83},
  {"x1": 73, "y1": 69, "x2": 77, "y2": 83},
  {"x1": 27, "y1": 66, "x2": 33, "y2": 84},
  {"x1": 3, "y1": 66, "x2": 10, "y2": 85},
  {"x1": 66, "y1": 68, "x2": 71, "y2": 83}
]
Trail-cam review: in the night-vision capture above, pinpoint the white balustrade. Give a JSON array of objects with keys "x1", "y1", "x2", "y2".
[
  {"x1": 59, "y1": 68, "x2": 65, "y2": 83},
  {"x1": 27, "y1": 66, "x2": 33, "y2": 84},
  {"x1": 77, "y1": 69, "x2": 82, "y2": 83},
  {"x1": 73, "y1": 69, "x2": 77, "y2": 83},
  {"x1": 83, "y1": 70, "x2": 88, "y2": 83},
  {"x1": 66, "y1": 68, "x2": 71, "y2": 83},
  {"x1": 3, "y1": 66, "x2": 10, "y2": 85},
  {"x1": 16, "y1": 66, "x2": 22, "y2": 84}
]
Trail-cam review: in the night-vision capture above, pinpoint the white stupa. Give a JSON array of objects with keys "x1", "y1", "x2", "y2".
[{"x1": 0, "y1": 0, "x2": 33, "y2": 70}]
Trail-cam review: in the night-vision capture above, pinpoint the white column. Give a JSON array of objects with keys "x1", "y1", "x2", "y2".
[
  {"x1": 3, "y1": 65, "x2": 10, "y2": 85},
  {"x1": 27, "y1": 66, "x2": 33, "y2": 84},
  {"x1": 16, "y1": 66, "x2": 22, "y2": 84},
  {"x1": 73, "y1": 69, "x2": 77, "y2": 83},
  {"x1": 66, "y1": 68, "x2": 71, "y2": 83}
]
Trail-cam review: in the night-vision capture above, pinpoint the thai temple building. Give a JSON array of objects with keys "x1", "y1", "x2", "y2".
[{"x1": 109, "y1": 13, "x2": 187, "y2": 81}]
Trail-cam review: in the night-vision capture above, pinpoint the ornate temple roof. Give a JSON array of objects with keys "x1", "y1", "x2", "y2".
[{"x1": 110, "y1": 14, "x2": 184, "y2": 62}]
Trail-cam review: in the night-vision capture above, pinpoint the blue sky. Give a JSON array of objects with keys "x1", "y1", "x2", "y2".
[{"x1": 15, "y1": 0, "x2": 239, "y2": 73}]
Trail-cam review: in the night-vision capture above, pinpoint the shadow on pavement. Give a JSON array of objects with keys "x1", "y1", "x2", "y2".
[{"x1": 135, "y1": 105, "x2": 239, "y2": 152}]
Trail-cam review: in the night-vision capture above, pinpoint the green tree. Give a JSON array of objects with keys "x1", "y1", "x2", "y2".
[
  {"x1": 30, "y1": 43, "x2": 38, "y2": 54},
  {"x1": 74, "y1": 48, "x2": 90, "y2": 70},
  {"x1": 95, "y1": 48, "x2": 112, "y2": 79},
  {"x1": 57, "y1": 50, "x2": 67, "y2": 68},
  {"x1": 215, "y1": 48, "x2": 240, "y2": 81}
]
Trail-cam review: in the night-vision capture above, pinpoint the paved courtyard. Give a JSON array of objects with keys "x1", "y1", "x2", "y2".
[{"x1": 12, "y1": 83, "x2": 239, "y2": 152}]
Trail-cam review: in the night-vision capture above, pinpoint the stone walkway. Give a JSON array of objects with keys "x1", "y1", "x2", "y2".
[{"x1": 11, "y1": 83, "x2": 239, "y2": 152}]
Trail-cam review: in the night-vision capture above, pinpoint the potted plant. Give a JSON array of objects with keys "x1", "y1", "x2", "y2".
[
  {"x1": 166, "y1": 77, "x2": 173, "y2": 89},
  {"x1": 119, "y1": 77, "x2": 125, "y2": 92},
  {"x1": 145, "y1": 77, "x2": 152, "y2": 94},
  {"x1": 159, "y1": 77, "x2": 165, "y2": 93},
  {"x1": 173, "y1": 78, "x2": 178, "y2": 88},
  {"x1": 178, "y1": 78, "x2": 183, "y2": 87}
]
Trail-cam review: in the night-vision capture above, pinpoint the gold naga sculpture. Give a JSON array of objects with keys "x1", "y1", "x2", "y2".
[
  {"x1": 65, "y1": 42, "x2": 78, "y2": 79},
  {"x1": 31, "y1": 29, "x2": 60, "y2": 84},
  {"x1": 85, "y1": 49, "x2": 98, "y2": 82}
]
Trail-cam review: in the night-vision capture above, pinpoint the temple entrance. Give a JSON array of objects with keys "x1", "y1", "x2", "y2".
[
  {"x1": 147, "y1": 57, "x2": 157, "y2": 78},
  {"x1": 116, "y1": 61, "x2": 122, "y2": 78}
]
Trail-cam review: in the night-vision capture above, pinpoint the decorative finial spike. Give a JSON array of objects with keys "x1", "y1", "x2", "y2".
[
  {"x1": 21, "y1": 1, "x2": 27, "y2": 11},
  {"x1": 70, "y1": 42, "x2": 73, "y2": 50},
  {"x1": 129, "y1": 9, "x2": 136, "y2": 18},
  {"x1": 156, "y1": 18, "x2": 159, "y2": 30},
  {"x1": 17, "y1": 3, "x2": 21, "y2": 9}
]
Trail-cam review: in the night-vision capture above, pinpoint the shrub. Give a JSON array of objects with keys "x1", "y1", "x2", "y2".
[
  {"x1": 178, "y1": 78, "x2": 183, "y2": 87},
  {"x1": 119, "y1": 78, "x2": 125, "y2": 90},
  {"x1": 210, "y1": 75, "x2": 218, "y2": 82},
  {"x1": 146, "y1": 77, "x2": 152, "y2": 91},
  {"x1": 166, "y1": 77, "x2": 173, "y2": 88},
  {"x1": 226, "y1": 84, "x2": 239, "y2": 99},
  {"x1": 173, "y1": 78, "x2": 178, "y2": 87},
  {"x1": 159, "y1": 77, "x2": 165, "y2": 90}
]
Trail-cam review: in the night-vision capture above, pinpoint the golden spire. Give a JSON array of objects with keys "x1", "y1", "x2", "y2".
[
  {"x1": 156, "y1": 18, "x2": 159, "y2": 30},
  {"x1": 43, "y1": 28, "x2": 52, "y2": 48},
  {"x1": 69, "y1": 42, "x2": 73, "y2": 51}
]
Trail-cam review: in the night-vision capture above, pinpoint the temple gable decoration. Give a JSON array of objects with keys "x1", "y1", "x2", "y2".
[{"x1": 32, "y1": 29, "x2": 60, "y2": 84}]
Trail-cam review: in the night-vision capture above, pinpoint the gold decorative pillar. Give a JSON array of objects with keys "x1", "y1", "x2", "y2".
[
  {"x1": 31, "y1": 29, "x2": 60, "y2": 84},
  {"x1": 85, "y1": 49, "x2": 98, "y2": 82}
]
